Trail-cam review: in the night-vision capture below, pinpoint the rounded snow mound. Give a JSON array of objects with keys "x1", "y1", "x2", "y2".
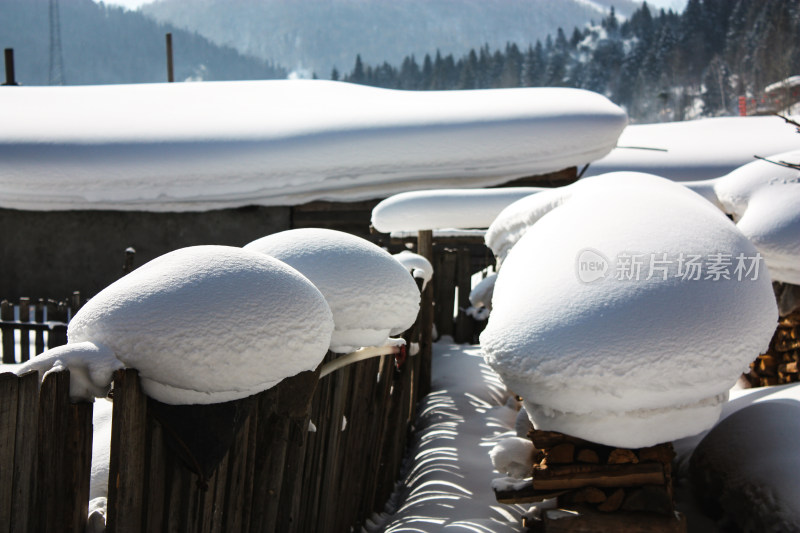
[
  {"x1": 245, "y1": 229, "x2": 420, "y2": 352},
  {"x1": 480, "y1": 173, "x2": 778, "y2": 448},
  {"x1": 711, "y1": 149, "x2": 800, "y2": 285},
  {"x1": 393, "y1": 250, "x2": 433, "y2": 289},
  {"x1": 68, "y1": 245, "x2": 334, "y2": 405}
]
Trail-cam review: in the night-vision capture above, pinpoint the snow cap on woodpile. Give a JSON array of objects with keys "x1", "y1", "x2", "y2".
[
  {"x1": 67, "y1": 245, "x2": 334, "y2": 404},
  {"x1": 480, "y1": 173, "x2": 778, "y2": 448},
  {"x1": 686, "y1": 149, "x2": 800, "y2": 285},
  {"x1": 245, "y1": 228, "x2": 420, "y2": 353}
]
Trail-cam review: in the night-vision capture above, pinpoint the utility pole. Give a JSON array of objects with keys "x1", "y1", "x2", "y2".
[
  {"x1": 49, "y1": 0, "x2": 65, "y2": 85},
  {"x1": 3, "y1": 49, "x2": 18, "y2": 86},
  {"x1": 166, "y1": 33, "x2": 174, "y2": 82}
]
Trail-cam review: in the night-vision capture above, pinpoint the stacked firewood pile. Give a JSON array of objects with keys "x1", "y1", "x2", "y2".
[
  {"x1": 745, "y1": 311, "x2": 800, "y2": 387},
  {"x1": 495, "y1": 429, "x2": 686, "y2": 532}
]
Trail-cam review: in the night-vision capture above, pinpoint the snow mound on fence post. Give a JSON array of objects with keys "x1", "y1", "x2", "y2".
[
  {"x1": 245, "y1": 229, "x2": 420, "y2": 353},
  {"x1": 393, "y1": 250, "x2": 433, "y2": 290},
  {"x1": 67, "y1": 245, "x2": 334, "y2": 404},
  {"x1": 481, "y1": 173, "x2": 778, "y2": 448}
]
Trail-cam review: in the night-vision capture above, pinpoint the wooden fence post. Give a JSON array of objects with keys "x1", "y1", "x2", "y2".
[
  {"x1": 10, "y1": 371, "x2": 38, "y2": 533},
  {"x1": 106, "y1": 369, "x2": 148, "y2": 533},
  {"x1": 418, "y1": 230, "x2": 433, "y2": 396},
  {"x1": 0, "y1": 373, "x2": 19, "y2": 533},
  {"x1": 18, "y1": 298, "x2": 30, "y2": 363},
  {"x1": 454, "y1": 248, "x2": 473, "y2": 343},
  {"x1": 1, "y1": 301, "x2": 14, "y2": 364},
  {"x1": 35, "y1": 370, "x2": 93, "y2": 533}
]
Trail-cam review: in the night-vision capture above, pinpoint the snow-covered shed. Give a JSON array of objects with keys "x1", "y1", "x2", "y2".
[{"x1": 0, "y1": 80, "x2": 626, "y2": 299}]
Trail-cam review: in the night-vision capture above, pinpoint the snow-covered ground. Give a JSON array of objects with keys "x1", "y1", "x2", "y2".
[{"x1": 368, "y1": 341, "x2": 528, "y2": 532}]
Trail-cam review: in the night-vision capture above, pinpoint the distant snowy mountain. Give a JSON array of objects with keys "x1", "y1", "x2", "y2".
[{"x1": 141, "y1": 0, "x2": 640, "y2": 79}]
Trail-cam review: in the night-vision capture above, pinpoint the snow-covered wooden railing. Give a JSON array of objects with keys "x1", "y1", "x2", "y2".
[{"x1": 0, "y1": 325, "x2": 425, "y2": 533}]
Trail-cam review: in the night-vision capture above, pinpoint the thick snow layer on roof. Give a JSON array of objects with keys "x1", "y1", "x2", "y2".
[
  {"x1": 585, "y1": 116, "x2": 799, "y2": 181},
  {"x1": 686, "y1": 150, "x2": 800, "y2": 285},
  {"x1": 0, "y1": 81, "x2": 626, "y2": 212},
  {"x1": 68, "y1": 245, "x2": 333, "y2": 404},
  {"x1": 480, "y1": 173, "x2": 778, "y2": 448},
  {"x1": 371, "y1": 188, "x2": 544, "y2": 232},
  {"x1": 244, "y1": 229, "x2": 419, "y2": 352}
]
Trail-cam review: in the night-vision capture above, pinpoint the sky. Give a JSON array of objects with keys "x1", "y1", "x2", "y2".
[{"x1": 98, "y1": 0, "x2": 689, "y2": 13}]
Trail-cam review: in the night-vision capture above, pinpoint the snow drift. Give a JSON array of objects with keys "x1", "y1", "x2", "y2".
[
  {"x1": 0, "y1": 80, "x2": 626, "y2": 212},
  {"x1": 481, "y1": 173, "x2": 778, "y2": 448},
  {"x1": 245, "y1": 229, "x2": 420, "y2": 352}
]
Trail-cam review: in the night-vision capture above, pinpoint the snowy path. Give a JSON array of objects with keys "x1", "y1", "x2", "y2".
[{"x1": 369, "y1": 341, "x2": 527, "y2": 532}]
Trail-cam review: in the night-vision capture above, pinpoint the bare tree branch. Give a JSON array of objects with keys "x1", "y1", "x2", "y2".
[
  {"x1": 774, "y1": 113, "x2": 800, "y2": 134},
  {"x1": 754, "y1": 155, "x2": 800, "y2": 171}
]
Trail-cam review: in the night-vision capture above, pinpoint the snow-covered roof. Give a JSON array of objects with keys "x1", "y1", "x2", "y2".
[
  {"x1": 480, "y1": 173, "x2": 778, "y2": 448},
  {"x1": 765, "y1": 75, "x2": 800, "y2": 94},
  {"x1": 245, "y1": 228, "x2": 420, "y2": 352},
  {"x1": 371, "y1": 187, "x2": 543, "y2": 233},
  {"x1": 585, "y1": 115, "x2": 799, "y2": 181},
  {"x1": 0, "y1": 80, "x2": 626, "y2": 211}
]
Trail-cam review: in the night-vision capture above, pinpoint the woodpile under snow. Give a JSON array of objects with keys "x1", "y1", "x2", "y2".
[{"x1": 746, "y1": 310, "x2": 800, "y2": 387}]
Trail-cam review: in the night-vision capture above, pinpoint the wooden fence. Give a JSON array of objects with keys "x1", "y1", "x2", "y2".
[
  {"x1": 0, "y1": 295, "x2": 428, "y2": 533},
  {"x1": 0, "y1": 293, "x2": 81, "y2": 364}
]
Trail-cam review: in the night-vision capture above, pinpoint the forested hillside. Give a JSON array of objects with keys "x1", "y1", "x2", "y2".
[
  {"x1": 0, "y1": 0, "x2": 285, "y2": 85},
  {"x1": 341, "y1": 0, "x2": 800, "y2": 122},
  {"x1": 142, "y1": 0, "x2": 639, "y2": 80}
]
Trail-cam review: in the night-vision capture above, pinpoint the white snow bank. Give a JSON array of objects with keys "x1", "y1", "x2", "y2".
[
  {"x1": 68, "y1": 245, "x2": 333, "y2": 404},
  {"x1": 685, "y1": 150, "x2": 800, "y2": 285},
  {"x1": 369, "y1": 343, "x2": 527, "y2": 532},
  {"x1": 0, "y1": 81, "x2": 626, "y2": 212},
  {"x1": 481, "y1": 173, "x2": 778, "y2": 448},
  {"x1": 244, "y1": 229, "x2": 419, "y2": 353},
  {"x1": 490, "y1": 437, "x2": 537, "y2": 479},
  {"x1": 585, "y1": 116, "x2": 799, "y2": 181},
  {"x1": 372, "y1": 188, "x2": 545, "y2": 233},
  {"x1": 393, "y1": 250, "x2": 433, "y2": 290},
  {"x1": 690, "y1": 399, "x2": 800, "y2": 531}
]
